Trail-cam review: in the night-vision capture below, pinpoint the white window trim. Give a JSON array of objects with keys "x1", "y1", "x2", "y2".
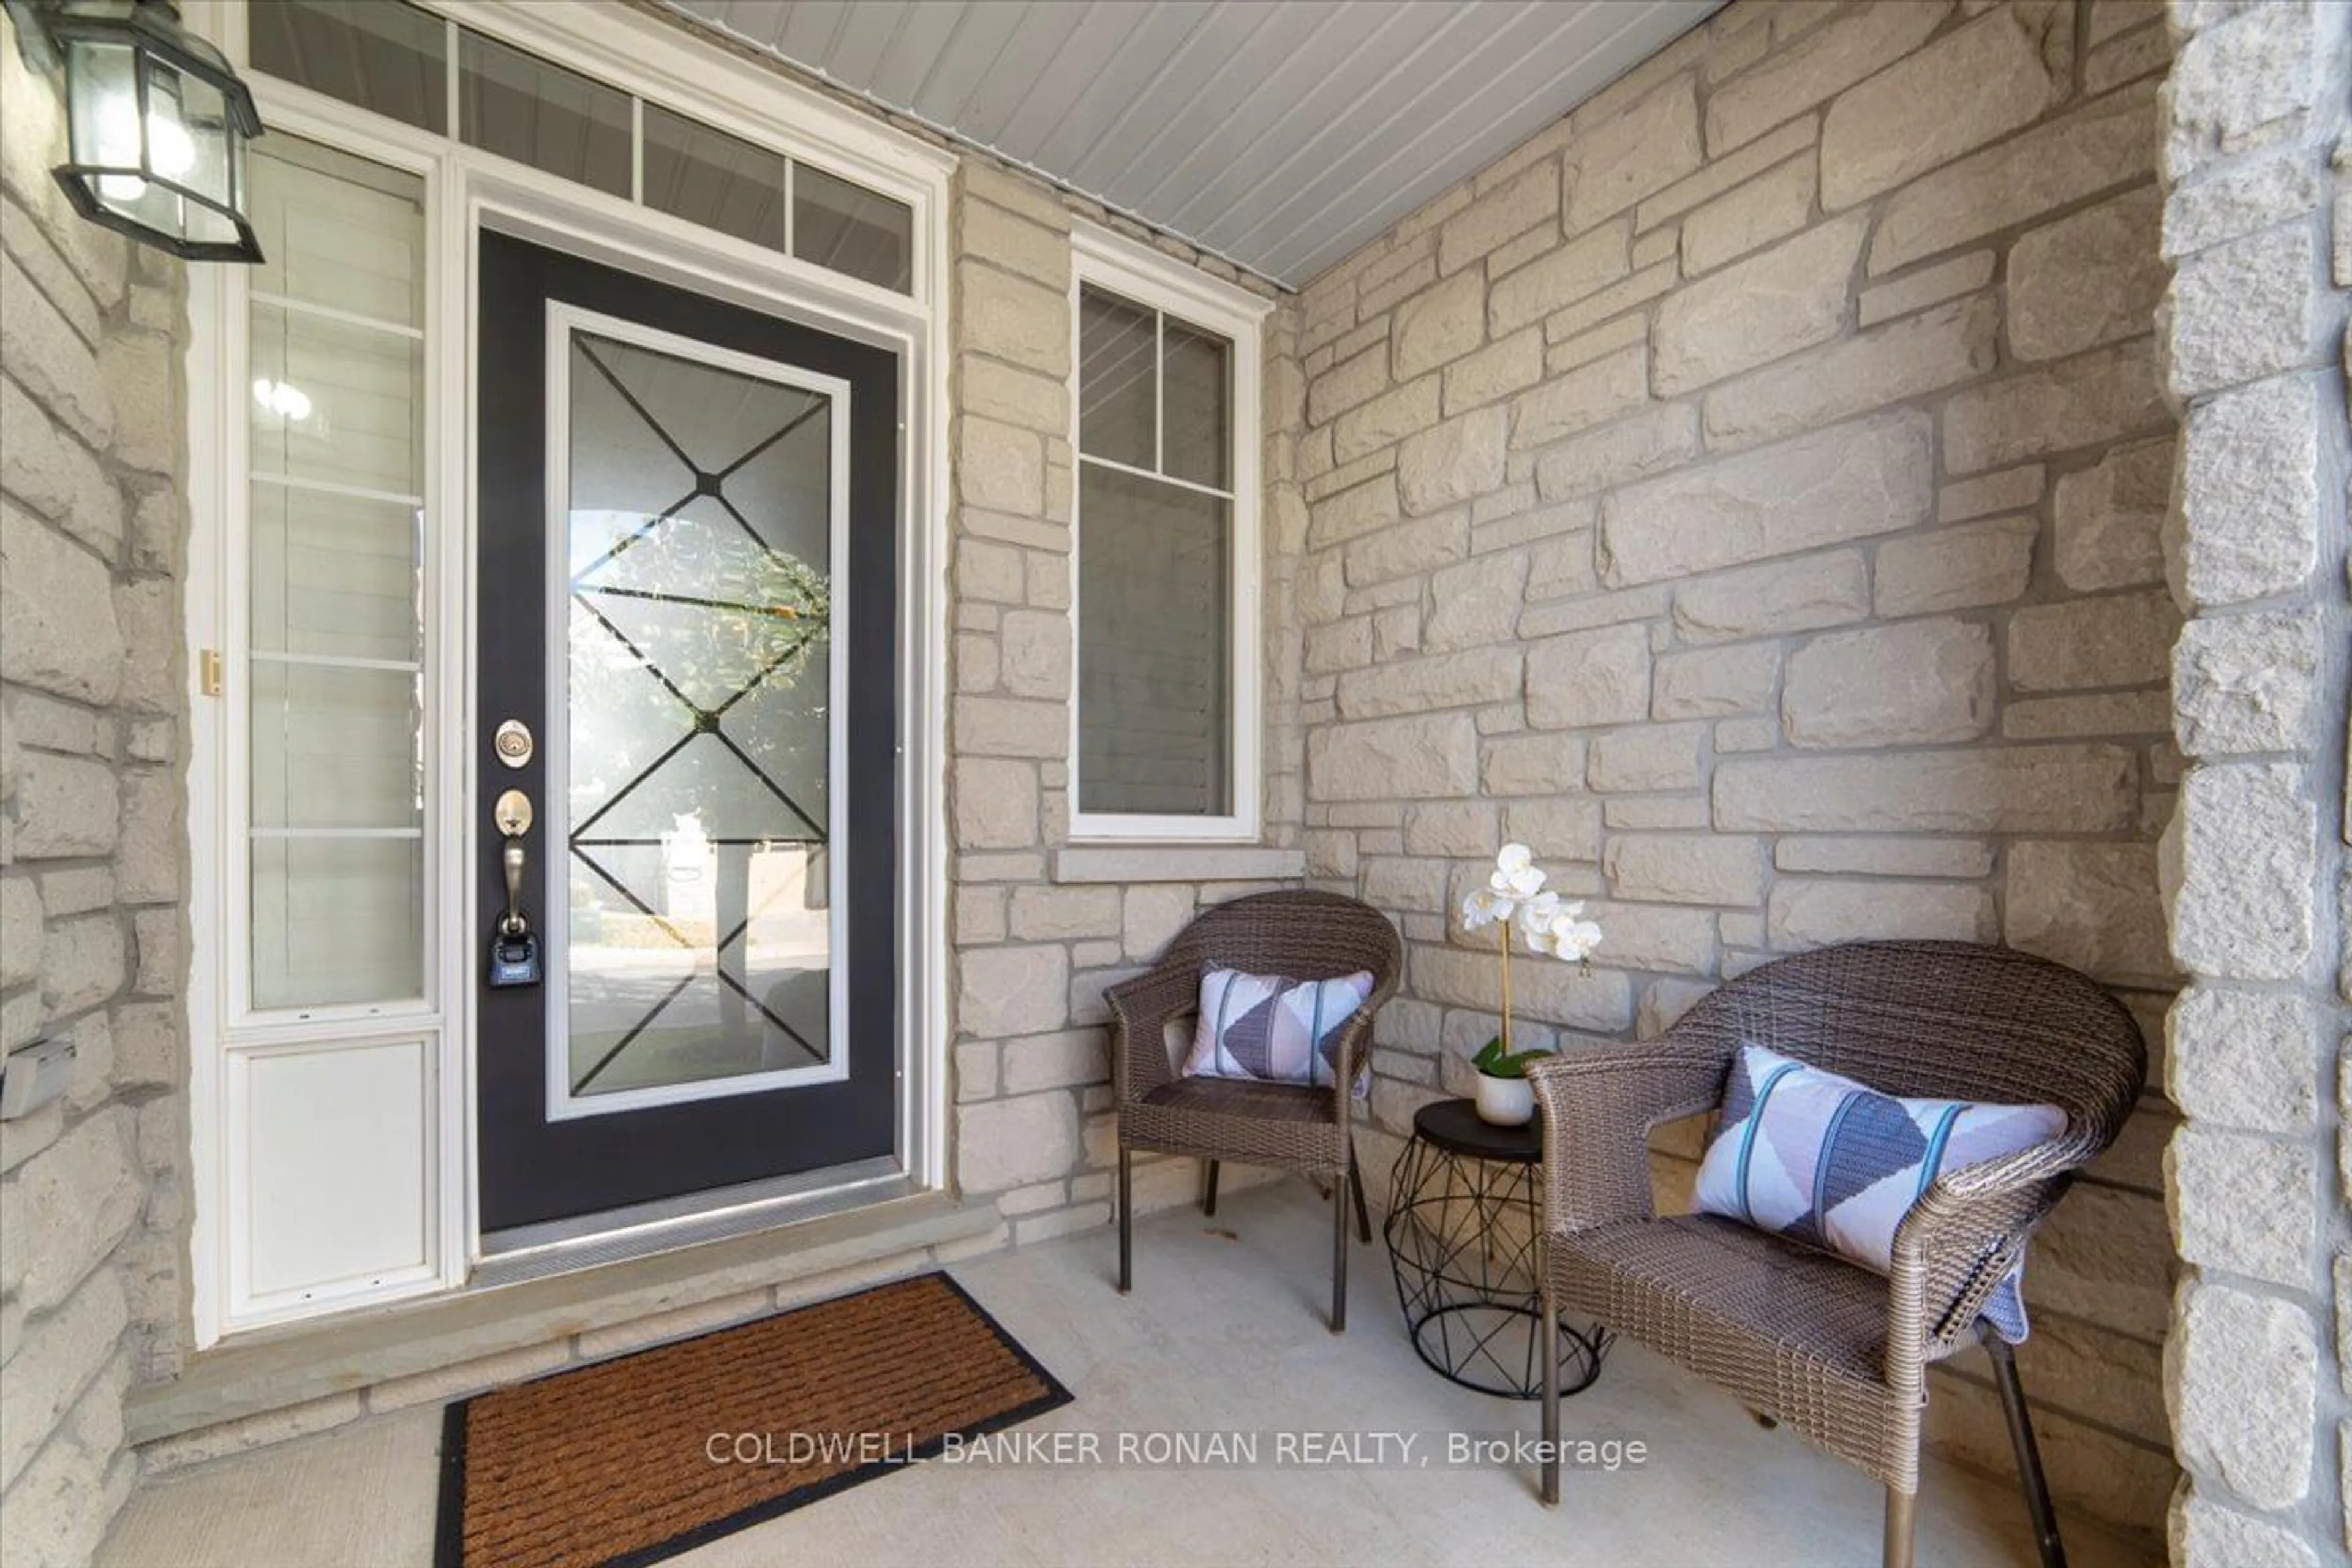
[
  {"x1": 179, "y1": 0, "x2": 956, "y2": 1347},
  {"x1": 1067, "y1": 221, "x2": 1270, "y2": 844}
]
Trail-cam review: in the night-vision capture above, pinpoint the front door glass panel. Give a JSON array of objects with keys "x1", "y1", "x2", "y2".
[{"x1": 559, "y1": 325, "x2": 837, "y2": 1101}]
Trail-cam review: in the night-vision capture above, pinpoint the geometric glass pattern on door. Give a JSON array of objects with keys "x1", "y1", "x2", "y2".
[{"x1": 562, "y1": 330, "x2": 833, "y2": 1097}]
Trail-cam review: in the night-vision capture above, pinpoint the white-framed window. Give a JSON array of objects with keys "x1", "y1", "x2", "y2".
[
  {"x1": 1068, "y1": 224, "x2": 1268, "y2": 842},
  {"x1": 191, "y1": 114, "x2": 455, "y2": 1332},
  {"x1": 238, "y1": 129, "x2": 436, "y2": 1026}
]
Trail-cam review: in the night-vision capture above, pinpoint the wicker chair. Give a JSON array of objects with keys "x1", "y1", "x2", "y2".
[
  {"x1": 1103, "y1": 890, "x2": 1403, "y2": 1331},
  {"x1": 1526, "y1": 941, "x2": 2144, "y2": 1568}
]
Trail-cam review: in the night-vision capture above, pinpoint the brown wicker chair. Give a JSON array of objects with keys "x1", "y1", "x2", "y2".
[
  {"x1": 1526, "y1": 941, "x2": 2144, "y2": 1568},
  {"x1": 1103, "y1": 890, "x2": 1403, "y2": 1331}
]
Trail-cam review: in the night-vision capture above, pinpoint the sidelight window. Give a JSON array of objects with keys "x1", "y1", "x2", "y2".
[{"x1": 243, "y1": 134, "x2": 430, "y2": 1012}]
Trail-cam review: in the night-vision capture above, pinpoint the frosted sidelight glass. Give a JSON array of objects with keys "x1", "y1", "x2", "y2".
[{"x1": 244, "y1": 136, "x2": 428, "y2": 1012}]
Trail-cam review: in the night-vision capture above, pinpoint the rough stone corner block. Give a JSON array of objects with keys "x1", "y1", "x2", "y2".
[
  {"x1": 2162, "y1": 762, "x2": 2317, "y2": 981},
  {"x1": 2168, "y1": 1283, "x2": 2320, "y2": 1512}
]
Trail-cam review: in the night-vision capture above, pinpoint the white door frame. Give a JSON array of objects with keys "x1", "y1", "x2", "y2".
[{"x1": 180, "y1": 0, "x2": 954, "y2": 1347}]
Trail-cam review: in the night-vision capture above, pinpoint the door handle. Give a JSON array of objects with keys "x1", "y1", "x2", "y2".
[
  {"x1": 488, "y1": 788, "x2": 543, "y2": 988},
  {"x1": 494, "y1": 789, "x2": 534, "y2": 938},
  {"x1": 502, "y1": 836, "x2": 527, "y2": 937}
]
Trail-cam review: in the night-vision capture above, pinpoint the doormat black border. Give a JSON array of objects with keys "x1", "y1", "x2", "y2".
[{"x1": 432, "y1": 1270, "x2": 1074, "y2": 1568}]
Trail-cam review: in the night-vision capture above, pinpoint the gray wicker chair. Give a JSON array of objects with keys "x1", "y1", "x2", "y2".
[
  {"x1": 1104, "y1": 890, "x2": 1403, "y2": 1331},
  {"x1": 1526, "y1": 941, "x2": 2144, "y2": 1568}
]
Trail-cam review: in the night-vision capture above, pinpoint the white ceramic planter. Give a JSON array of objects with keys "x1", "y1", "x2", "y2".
[{"x1": 1474, "y1": 1071, "x2": 1536, "y2": 1127}]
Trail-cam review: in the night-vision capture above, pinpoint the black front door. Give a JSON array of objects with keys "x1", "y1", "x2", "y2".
[{"x1": 475, "y1": 230, "x2": 898, "y2": 1234}]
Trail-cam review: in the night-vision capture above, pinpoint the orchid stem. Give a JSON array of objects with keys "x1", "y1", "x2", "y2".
[{"x1": 1499, "y1": 913, "x2": 1512, "y2": 1057}]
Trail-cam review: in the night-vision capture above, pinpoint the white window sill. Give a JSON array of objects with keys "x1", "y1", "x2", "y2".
[{"x1": 1053, "y1": 845, "x2": 1307, "y2": 884}]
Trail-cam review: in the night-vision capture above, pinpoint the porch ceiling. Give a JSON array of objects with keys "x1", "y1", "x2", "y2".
[{"x1": 658, "y1": 0, "x2": 1720, "y2": 288}]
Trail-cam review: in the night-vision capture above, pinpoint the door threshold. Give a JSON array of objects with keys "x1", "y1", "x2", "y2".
[
  {"x1": 475, "y1": 1158, "x2": 908, "y2": 1286},
  {"x1": 131, "y1": 1186, "x2": 997, "y2": 1449}
]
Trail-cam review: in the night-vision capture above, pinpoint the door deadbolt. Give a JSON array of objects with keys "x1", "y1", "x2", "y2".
[
  {"x1": 493, "y1": 719, "x2": 534, "y2": 769},
  {"x1": 493, "y1": 789, "x2": 533, "y2": 837}
]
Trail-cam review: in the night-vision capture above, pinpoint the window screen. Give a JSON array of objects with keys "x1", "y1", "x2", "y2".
[{"x1": 1076, "y1": 285, "x2": 1234, "y2": 818}]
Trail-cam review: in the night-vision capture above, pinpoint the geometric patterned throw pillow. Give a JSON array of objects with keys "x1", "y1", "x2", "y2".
[
  {"x1": 1181, "y1": 965, "x2": 1374, "y2": 1099},
  {"x1": 1694, "y1": 1042, "x2": 2066, "y2": 1342}
]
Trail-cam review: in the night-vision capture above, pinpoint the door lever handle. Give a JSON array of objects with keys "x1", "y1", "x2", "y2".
[
  {"x1": 493, "y1": 789, "x2": 534, "y2": 938},
  {"x1": 502, "y1": 836, "x2": 527, "y2": 937}
]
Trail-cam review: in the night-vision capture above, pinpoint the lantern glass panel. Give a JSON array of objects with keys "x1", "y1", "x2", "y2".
[
  {"x1": 176, "y1": 70, "x2": 232, "y2": 208},
  {"x1": 64, "y1": 37, "x2": 141, "y2": 197}
]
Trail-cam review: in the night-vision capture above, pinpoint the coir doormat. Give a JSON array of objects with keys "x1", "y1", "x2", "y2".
[{"x1": 434, "y1": 1272, "x2": 1071, "y2": 1568}]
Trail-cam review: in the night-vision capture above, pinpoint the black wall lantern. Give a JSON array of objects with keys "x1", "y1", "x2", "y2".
[{"x1": 14, "y1": 0, "x2": 264, "y2": 262}]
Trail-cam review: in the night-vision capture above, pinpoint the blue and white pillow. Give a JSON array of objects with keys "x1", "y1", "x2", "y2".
[
  {"x1": 1695, "y1": 1042, "x2": 2067, "y2": 1342},
  {"x1": 1182, "y1": 965, "x2": 1374, "y2": 1098}
]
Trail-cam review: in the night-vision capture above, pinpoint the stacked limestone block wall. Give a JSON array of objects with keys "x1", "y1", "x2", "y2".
[
  {"x1": 0, "y1": 13, "x2": 192, "y2": 1565},
  {"x1": 944, "y1": 159, "x2": 1312, "y2": 1236},
  {"x1": 2154, "y1": 2, "x2": 2352, "y2": 1564},
  {"x1": 1292, "y1": 0, "x2": 2185, "y2": 1536}
]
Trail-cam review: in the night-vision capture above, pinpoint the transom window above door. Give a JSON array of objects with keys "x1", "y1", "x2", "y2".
[
  {"x1": 1070, "y1": 228, "x2": 1267, "y2": 842},
  {"x1": 244, "y1": 0, "x2": 914, "y2": 294}
]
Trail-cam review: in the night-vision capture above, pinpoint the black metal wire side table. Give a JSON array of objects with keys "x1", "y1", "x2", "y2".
[{"x1": 1383, "y1": 1098, "x2": 1612, "y2": 1400}]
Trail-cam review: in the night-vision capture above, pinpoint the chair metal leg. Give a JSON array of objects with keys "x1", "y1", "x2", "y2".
[
  {"x1": 1540, "y1": 1285, "x2": 1561, "y2": 1506},
  {"x1": 1883, "y1": 1487, "x2": 1916, "y2": 1568},
  {"x1": 1117, "y1": 1148, "x2": 1133, "y2": 1294},
  {"x1": 1202, "y1": 1159, "x2": 1219, "y2": 1216},
  {"x1": 1347, "y1": 1150, "x2": 1372, "y2": 1244},
  {"x1": 1983, "y1": 1325, "x2": 2067, "y2": 1568},
  {"x1": 1329, "y1": 1170, "x2": 1348, "y2": 1333}
]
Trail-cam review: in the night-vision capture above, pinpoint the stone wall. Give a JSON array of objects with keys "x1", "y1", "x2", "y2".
[
  {"x1": 22, "y1": 1, "x2": 2346, "y2": 1556},
  {"x1": 0, "y1": 12, "x2": 192, "y2": 1566},
  {"x1": 2153, "y1": 2, "x2": 2351, "y2": 1564},
  {"x1": 1291, "y1": 0, "x2": 2185, "y2": 1536},
  {"x1": 944, "y1": 159, "x2": 1310, "y2": 1234}
]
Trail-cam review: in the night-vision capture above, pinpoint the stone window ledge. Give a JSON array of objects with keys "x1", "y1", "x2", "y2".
[{"x1": 1053, "y1": 846, "x2": 1307, "y2": 884}]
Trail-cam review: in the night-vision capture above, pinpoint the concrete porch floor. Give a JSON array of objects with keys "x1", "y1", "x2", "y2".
[{"x1": 97, "y1": 1181, "x2": 2157, "y2": 1568}]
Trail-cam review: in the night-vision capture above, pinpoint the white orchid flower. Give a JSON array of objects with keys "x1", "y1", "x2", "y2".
[
  {"x1": 1517, "y1": 891, "x2": 1563, "y2": 948},
  {"x1": 1456, "y1": 842, "x2": 1603, "y2": 1079},
  {"x1": 1532, "y1": 905, "x2": 1604, "y2": 962},
  {"x1": 1461, "y1": 886, "x2": 1515, "y2": 929},
  {"x1": 1488, "y1": 842, "x2": 1547, "y2": 900}
]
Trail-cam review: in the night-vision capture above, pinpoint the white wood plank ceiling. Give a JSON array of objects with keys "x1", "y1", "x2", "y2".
[{"x1": 661, "y1": 1, "x2": 1721, "y2": 288}]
